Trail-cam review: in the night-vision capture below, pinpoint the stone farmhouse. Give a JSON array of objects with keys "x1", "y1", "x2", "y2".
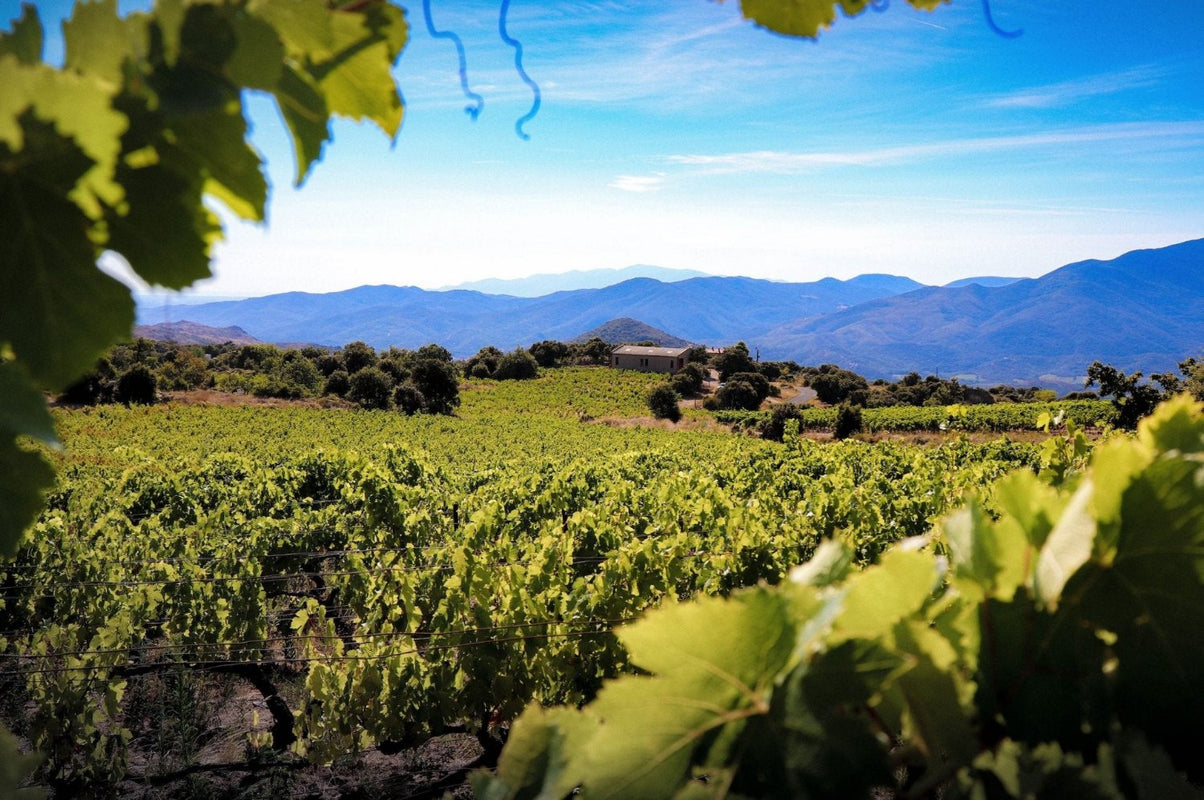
[{"x1": 610, "y1": 345, "x2": 691, "y2": 374}]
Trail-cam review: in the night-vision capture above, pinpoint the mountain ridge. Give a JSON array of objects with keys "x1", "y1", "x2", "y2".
[{"x1": 138, "y1": 239, "x2": 1204, "y2": 388}]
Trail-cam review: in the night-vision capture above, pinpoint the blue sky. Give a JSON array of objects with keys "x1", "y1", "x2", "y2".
[{"x1": 11, "y1": 0, "x2": 1204, "y2": 297}]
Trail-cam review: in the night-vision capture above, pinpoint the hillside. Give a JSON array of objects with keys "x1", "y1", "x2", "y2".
[
  {"x1": 142, "y1": 273, "x2": 925, "y2": 355},
  {"x1": 441, "y1": 264, "x2": 709, "y2": 296},
  {"x1": 571, "y1": 318, "x2": 693, "y2": 347},
  {"x1": 137, "y1": 239, "x2": 1204, "y2": 388},
  {"x1": 133, "y1": 321, "x2": 262, "y2": 345},
  {"x1": 762, "y1": 239, "x2": 1204, "y2": 388}
]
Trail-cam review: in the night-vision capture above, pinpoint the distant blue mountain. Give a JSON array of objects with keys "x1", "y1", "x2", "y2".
[
  {"x1": 439, "y1": 265, "x2": 709, "y2": 297},
  {"x1": 143, "y1": 273, "x2": 926, "y2": 356},
  {"x1": 140, "y1": 239, "x2": 1204, "y2": 388},
  {"x1": 761, "y1": 239, "x2": 1204, "y2": 388},
  {"x1": 943, "y1": 276, "x2": 1021, "y2": 289}
]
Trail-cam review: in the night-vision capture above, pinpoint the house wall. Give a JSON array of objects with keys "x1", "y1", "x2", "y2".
[{"x1": 611, "y1": 354, "x2": 685, "y2": 374}]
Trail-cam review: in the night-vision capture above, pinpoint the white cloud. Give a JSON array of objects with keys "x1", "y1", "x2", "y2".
[
  {"x1": 668, "y1": 121, "x2": 1204, "y2": 174},
  {"x1": 609, "y1": 174, "x2": 666, "y2": 192},
  {"x1": 981, "y1": 66, "x2": 1165, "y2": 109}
]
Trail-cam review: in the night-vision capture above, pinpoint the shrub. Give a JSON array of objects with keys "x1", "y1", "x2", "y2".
[
  {"x1": 833, "y1": 402, "x2": 863, "y2": 440},
  {"x1": 493, "y1": 348, "x2": 539, "y2": 381},
  {"x1": 393, "y1": 383, "x2": 426, "y2": 415},
  {"x1": 347, "y1": 367, "x2": 393, "y2": 410},
  {"x1": 115, "y1": 366, "x2": 157, "y2": 405},
  {"x1": 323, "y1": 370, "x2": 351, "y2": 397},
  {"x1": 671, "y1": 363, "x2": 705, "y2": 397},
  {"x1": 761, "y1": 403, "x2": 802, "y2": 442},
  {"x1": 647, "y1": 385, "x2": 682, "y2": 423},
  {"x1": 713, "y1": 379, "x2": 762, "y2": 411}
]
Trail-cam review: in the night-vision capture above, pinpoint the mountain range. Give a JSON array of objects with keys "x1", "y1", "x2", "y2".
[
  {"x1": 437, "y1": 265, "x2": 709, "y2": 297},
  {"x1": 139, "y1": 239, "x2": 1204, "y2": 389}
]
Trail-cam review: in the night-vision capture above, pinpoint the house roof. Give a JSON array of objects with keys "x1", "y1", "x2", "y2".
[{"x1": 611, "y1": 345, "x2": 691, "y2": 358}]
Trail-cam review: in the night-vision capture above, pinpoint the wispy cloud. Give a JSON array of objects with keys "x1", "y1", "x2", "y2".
[
  {"x1": 981, "y1": 66, "x2": 1164, "y2": 109},
  {"x1": 668, "y1": 121, "x2": 1204, "y2": 174},
  {"x1": 609, "y1": 174, "x2": 666, "y2": 192}
]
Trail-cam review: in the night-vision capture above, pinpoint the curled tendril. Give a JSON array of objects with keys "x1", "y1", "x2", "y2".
[
  {"x1": 982, "y1": 0, "x2": 1022, "y2": 38},
  {"x1": 422, "y1": 0, "x2": 484, "y2": 120},
  {"x1": 498, "y1": 0, "x2": 542, "y2": 140}
]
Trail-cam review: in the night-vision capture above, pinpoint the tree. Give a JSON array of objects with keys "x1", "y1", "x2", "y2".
[
  {"x1": 342, "y1": 341, "x2": 379, "y2": 375},
  {"x1": 1085, "y1": 361, "x2": 1164, "y2": 430},
  {"x1": 833, "y1": 401, "x2": 863, "y2": 440},
  {"x1": 347, "y1": 367, "x2": 393, "y2": 410},
  {"x1": 529, "y1": 340, "x2": 569, "y2": 368},
  {"x1": 671, "y1": 363, "x2": 705, "y2": 397},
  {"x1": 465, "y1": 346, "x2": 504, "y2": 378},
  {"x1": 493, "y1": 348, "x2": 539, "y2": 381},
  {"x1": 760, "y1": 403, "x2": 803, "y2": 442},
  {"x1": 393, "y1": 382, "x2": 426, "y2": 415},
  {"x1": 713, "y1": 342, "x2": 756, "y2": 381},
  {"x1": 647, "y1": 385, "x2": 682, "y2": 423},
  {"x1": 809, "y1": 364, "x2": 868, "y2": 405},
  {"x1": 572, "y1": 337, "x2": 613, "y2": 366},
  {"x1": 409, "y1": 358, "x2": 460, "y2": 415},
  {"x1": 323, "y1": 370, "x2": 351, "y2": 398},
  {"x1": 114, "y1": 366, "x2": 157, "y2": 406}
]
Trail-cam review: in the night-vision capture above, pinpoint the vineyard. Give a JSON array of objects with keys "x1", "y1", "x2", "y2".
[{"x1": 2, "y1": 372, "x2": 1070, "y2": 797}]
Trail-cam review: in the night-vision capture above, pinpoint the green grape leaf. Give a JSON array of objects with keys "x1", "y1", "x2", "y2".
[
  {"x1": 63, "y1": 0, "x2": 143, "y2": 88},
  {"x1": 0, "y1": 361, "x2": 57, "y2": 445},
  {"x1": 1069, "y1": 455, "x2": 1204, "y2": 779},
  {"x1": 0, "y1": 3, "x2": 42, "y2": 65},
  {"x1": 767, "y1": 640, "x2": 897, "y2": 797},
  {"x1": 835, "y1": 546, "x2": 940, "y2": 639},
  {"x1": 471, "y1": 705, "x2": 589, "y2": 800},
  {"x1": 249, "y1": 0, "x2": 334, "y2": 59},
  {"x1": 312, "y1": 10, "x2": 406, "y2": 138},
  {"x1": 788, "y1": 537, "x2": 851, "y2": 588},
  {"x1": 1032, "y1": 477, "x2": 1096, "y2": 607},
  {"x1": 0, "y1": 113, "x2": 133, "y2": 388},
  {"x1": 943, "y1": 499, "x2": 1031, "y2": 600},
  {"x1": 228, "y1": 11, "x2": 285, "y2": 91},
  {"x1": 170, "y1": 106, "x2": 267, "y2": 222},
  {"x1": 975, "y1": 594, "x2": 1109, "y2": 753},
  {"x1": 105, "y1": 159, "x2": 218, "y2": 288},
  {"x1": 0, "y1": 724, "x2": 45, "y2": 799},
  {"x1": 1136, "y1": 394, "x2": 1204, "y2": 455},
  {"x1": 272, "y1": 63, "x2": 330, "y2": 185},
  {"x1": 0, "y1": 437, "x2": 55, "y2": 559},
  {"x1": 543, "y1": 589, "x2": 797, "y2": 799},
  {"x1": 738, "y1": 0, "x2": 949, "y2": 39},
  {"x1": 0, "y1": 57, "x2": 127, "y2": 216},
  {"x1": 1116, "y1": 731, "x2": 1201, "y2": 800},
  {"x1": 151, "y1": 0, "x2": 186, "y2": 65}
]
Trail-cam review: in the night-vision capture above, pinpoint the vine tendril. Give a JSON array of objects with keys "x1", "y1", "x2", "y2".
[
  {"x1": 498, "y1": 0, "x2": 542, "y2": 140},
  {"x1": 421, "y1": 0, "x2": 484, "y2": 120},
  {"x1": 981, "y1": 0, "x2": 1022, "y2": 38}
]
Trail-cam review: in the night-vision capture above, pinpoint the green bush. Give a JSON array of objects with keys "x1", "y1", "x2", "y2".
[
  {"x1": 647, "y1": 385, "x2": 682, "y2": 423},
  {"x1": 833, "y1": 402, "x2": 863, "y2": 440}
]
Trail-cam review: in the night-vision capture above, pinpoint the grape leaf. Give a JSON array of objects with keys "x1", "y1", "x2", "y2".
[
  {"x1": 0, "y1": 3, "x2": 41, "y2": 65},
  {"x1": 0, "y1": 724, "x2": 45, "y2": 799},
  {"x1": 737, "y1": 0, "x2": 949, "y2": 39},
  {"x1": 272, "y1": 63, "x2": 330, "y2": 185},
  {"x1": 312, "y1": 10, "x2": 407, "y2": 138},
  {"x1": 0, "y1": 439, "x2": 55, "y2": 559},
  {"x1": 0, "y1": 113, "x2": 133, "y2": 388},
  {"x1": 63, "y1": 0, "x2": 144, "y2": 87},
  {"x1": 0, "y1": 361, "x2": 56, "y2": 445}
]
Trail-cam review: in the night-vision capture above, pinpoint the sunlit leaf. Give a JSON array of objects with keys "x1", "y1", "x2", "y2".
[
  {"x1": 0, "y1": 114, "x2": 133, "y2": 388},
  {"x1": 0, "y1": 361, "x2": 57, "y2": 445},
  {"x1": 0, "y1": 3, "x2": 41, "y2": 65}
]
